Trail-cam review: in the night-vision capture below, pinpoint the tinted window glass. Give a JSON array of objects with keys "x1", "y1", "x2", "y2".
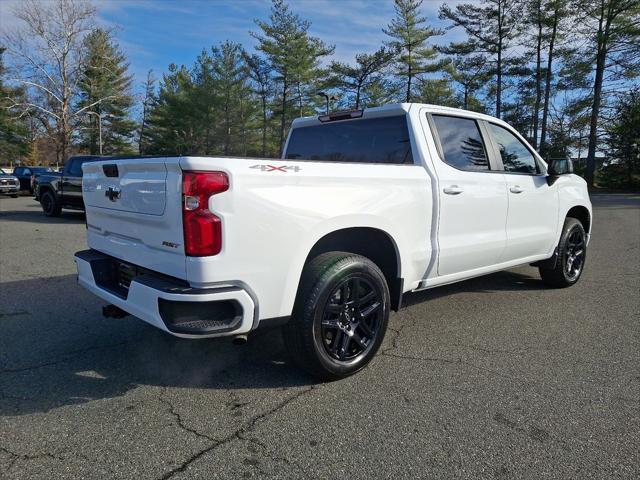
[
  {"x1": 68, "y1": 159, "x2": 83, "y2": 176},
  {"x1": 286, "y1": 115, "x2": 413, "y2": 164},
  {"x1": 14, "y1": 167, "x2": 24, "y2": 175},
  {"x1": 432, "y1": 115, "x2": 489, "y2": 171},
  {"x1": 487, "y1": 123, "x2": 538, "y2": 174}
]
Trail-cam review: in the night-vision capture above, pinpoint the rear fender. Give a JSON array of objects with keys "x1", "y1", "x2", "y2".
[{"x1": 278, "y1": 215, "x2": 401, "y2": 316}]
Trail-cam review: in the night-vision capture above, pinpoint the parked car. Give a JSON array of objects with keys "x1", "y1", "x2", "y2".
[
  {"x1": 12, "y1": 166, "x2": 53, "y2": 193},
  {"x1": 0, "y1": 168, "x2": 20, "y2": 197},
  {"x1": 74, "y1": 103, "x2": 592, "y2": 380},
  {"x1": 35, "y1": 156, "x2": 101, "y2": 216}
]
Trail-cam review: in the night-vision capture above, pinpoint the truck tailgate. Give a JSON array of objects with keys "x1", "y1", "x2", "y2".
[{"x1": 82, "y1": 158, "x2": 186, "y2": 279}]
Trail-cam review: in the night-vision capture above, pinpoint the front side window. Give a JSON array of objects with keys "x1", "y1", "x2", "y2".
[
  {"x1": 487, "y1": 123, "x2": 538, "y2": 174},
  {"x1": 431, "y1": 115, "x2": 489, "y2": 171},
  {"x1": 285, "y1": 115, "x2": 413, "y2": 164}
]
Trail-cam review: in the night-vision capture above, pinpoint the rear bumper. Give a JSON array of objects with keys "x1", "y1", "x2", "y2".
[{"x1": 74, "y1": 249, "x2": 256, "y2": 338}]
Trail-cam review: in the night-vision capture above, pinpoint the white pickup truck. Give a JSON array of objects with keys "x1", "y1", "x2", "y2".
[{"x1": 75, "y1": 103, "x2": 592, "y2": 380}]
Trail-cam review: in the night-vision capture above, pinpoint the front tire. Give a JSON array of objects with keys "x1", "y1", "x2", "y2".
[
  {"x1": 284, "y1": 252, "x2": 390, "y2": 381},
  {"x1": 40, "y1": 190, "x2": 62, "y2": 217},
  {"x1": 539, "y1": 217, "x2": 586, "y2": 288}
]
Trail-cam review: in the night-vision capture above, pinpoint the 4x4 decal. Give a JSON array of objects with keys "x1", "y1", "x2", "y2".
[{"x1": 250, "y1": 164, "x2": 301, "y2": 172}]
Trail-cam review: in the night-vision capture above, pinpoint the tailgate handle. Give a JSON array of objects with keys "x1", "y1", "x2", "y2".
[{"x1": 103, "y1": 164, "x2": 119, "y2": 177}]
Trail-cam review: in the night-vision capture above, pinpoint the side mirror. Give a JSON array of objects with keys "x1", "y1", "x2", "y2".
[{"x1": 547, "y1": 158, "x2": 573, "y2": 185}]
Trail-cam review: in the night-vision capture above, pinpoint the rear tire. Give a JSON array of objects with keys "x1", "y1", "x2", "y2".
[
  {"x1": 40, "y1": 190, "x2": 62, "y2": 217},
  {"x1": 283, "y1": 252, "x2": 390, "y2": 381},
  {"x1": 539, "y1": 217, "x2": 586, "y2": 288},
  {"x1": 11, "y1": 194, "x2": 18, "y2": 198}
]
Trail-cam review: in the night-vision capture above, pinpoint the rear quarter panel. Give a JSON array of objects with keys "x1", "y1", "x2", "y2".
[{"x1": 179, "y1": 157, "x2": 433, "y2": 320}]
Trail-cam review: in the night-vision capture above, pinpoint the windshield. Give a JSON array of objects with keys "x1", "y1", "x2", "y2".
[{"x1": 286, "y1": 115, "x2": 413, "y2": 164}]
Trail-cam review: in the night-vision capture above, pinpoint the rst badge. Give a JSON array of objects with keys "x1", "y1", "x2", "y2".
[{"x1": 250, "y1": 164, "x2": 301, "y2": 173}]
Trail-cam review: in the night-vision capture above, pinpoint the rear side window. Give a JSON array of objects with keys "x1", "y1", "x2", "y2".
[
  {"x1": 487, "y1": 123, "x2": 538, "y2": 174},
  {"x1": 68, "y1": 159, "x2": 84, "y2": 176},
  {"x1": 285, "y1": 115, "x2": 413, "y2": 164},
  {"x1": 431, "y1": 115, "x2": 489, "y2": 171}
]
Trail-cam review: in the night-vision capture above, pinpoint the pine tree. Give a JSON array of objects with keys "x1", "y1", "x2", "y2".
[
  {"x1": 539, "y1": 0, "x2": 569, "y2": 155},
  {"x1": 211, "y1": 41, "x2": 252, "y2": 156},
  {"x1": 439, "y1": 44, "x2": 490, "y2": 111},
  {"x1": 523, "y1": 0, "x2": 545, "y2": 148},
  {"x1": 606, "y1": 89, "x2": 640, "y2": 186},
  {"x1": 384, "y1": 0, "x2": 444, "y2": 102},
  {"x1": 573, "y1": 0, "x2": 640, "y2": 186},
  {"x1": 77, "y1": 28, "x2": 136, "y2": 155},
  {"x1": 244, "y1": 53, "x2": 273, "y2": 157},
  {"x1": 138, "y1": 70, "x2": 156, "y2": 155},
  {"x1": 416, "y1": 78, "x2": 459, "y2": 107},
  {"x1": 145, "y1": 64, "x2": 198, "y2": 155},
  {"x1": 356, "y1": 77, "x2": 401, "y2": 109},
  {"x1": 439, "y1": 0, "x2": 521, "y2": 118},
  {"x1": 327, "y1": 48, "x2": 394, "y2": 109},
  {"x1": 252, "y1": 0, "x2": 333, "y2": 152},
  {"x1": 191, "y1": 49, "x2": 218, "y2": 154}
]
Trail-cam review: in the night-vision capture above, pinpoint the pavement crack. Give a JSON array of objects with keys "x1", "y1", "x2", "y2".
[
  {"x1": 0, "y1": 310, "x2": 29, "y2": 319},
  {"x1": 448, "y1": 342, "x2": 531, "y2": 355},
  {"x1": 0, "y1": 445, "x2": 68, "y2": 472},
  {"x1": 159, "y1": 388, "x2": 214, "y2": 442},
  {"x1": 382, "y1": 351, "x2": 461, "y2": 365},
  {"x1": 383, "y1": 350, "x2": 527, "y2": 384},
  {"x1": 0, "y1": 340, "x2": 131, "y2": 375},
  {"x1": 157, "y1": 385, "x2": 316, "y2": 480}
]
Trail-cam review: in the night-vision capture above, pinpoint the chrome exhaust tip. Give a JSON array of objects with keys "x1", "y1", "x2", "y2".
[{"x1": 231, "y1": 334, "x2": 248, "y2": 345}]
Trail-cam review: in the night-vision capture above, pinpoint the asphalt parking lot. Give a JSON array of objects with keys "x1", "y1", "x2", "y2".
[{"x1": 0, "y1": 193, "x2": 638, "y2": 479}]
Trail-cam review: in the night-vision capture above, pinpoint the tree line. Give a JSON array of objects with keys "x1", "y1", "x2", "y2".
[{"x1": 1, "y1": 0, "x2": 639, "y2": 187}]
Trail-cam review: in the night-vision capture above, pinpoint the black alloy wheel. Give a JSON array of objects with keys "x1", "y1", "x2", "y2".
[
  {"x1": 40, "y1": 191, "x2": 61, "y2": 217},
  {"x1": 318, "y1": 276, "x2": 383, "y2": 363},
  {"x1": 284, "y1": 252, "x2": 390, "y2": 380},
  {"x1": 564, "y1": 228, "x2": 585, "y2": 281},
  {"x1": 539, "y1": 217, "x2": 586, "y2": 288}
]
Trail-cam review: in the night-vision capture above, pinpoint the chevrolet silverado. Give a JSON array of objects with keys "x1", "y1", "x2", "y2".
[{"x1": 75, "y1": 103, "x2": 592, "y2": 380}]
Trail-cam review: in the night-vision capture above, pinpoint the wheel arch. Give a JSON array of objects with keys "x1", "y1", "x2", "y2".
[
  {"x1": 38, "y1": 184, "x2": 57, "y2": 198},
  {"x1": 301, "y1": 227, "x2": 403, "y2": 311},
  {"x1": 566, "y1": 205, "x2": 591, "y2": 234}
]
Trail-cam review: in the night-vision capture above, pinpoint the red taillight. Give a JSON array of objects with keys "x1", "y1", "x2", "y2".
[{"x1": 182, "y1": 171, "x2": 229, "y2": 256}]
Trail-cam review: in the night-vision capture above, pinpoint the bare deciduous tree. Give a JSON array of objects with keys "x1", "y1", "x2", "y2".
[{"x1": 2, "y1": 0, "x2": 115, "y2": 162}]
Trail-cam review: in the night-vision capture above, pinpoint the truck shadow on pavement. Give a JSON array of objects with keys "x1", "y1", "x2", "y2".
[
  {"x1": 402, "y1": 269, "x2": 545, "y2": 308},
  {"x1": 0, "y1": 200, "x2": 85, "y2": 224},
  {"x1": 0, "y1": 268, "x2": 545, "y2": 416}
]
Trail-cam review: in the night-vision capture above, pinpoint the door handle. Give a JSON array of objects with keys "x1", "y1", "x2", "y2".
[
  {"x1": 509, "y1": 185, "x2": 523, "y2": 194},
  {"x1": 443, "y1": 185, "x2": 463, "y2": 195}
]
